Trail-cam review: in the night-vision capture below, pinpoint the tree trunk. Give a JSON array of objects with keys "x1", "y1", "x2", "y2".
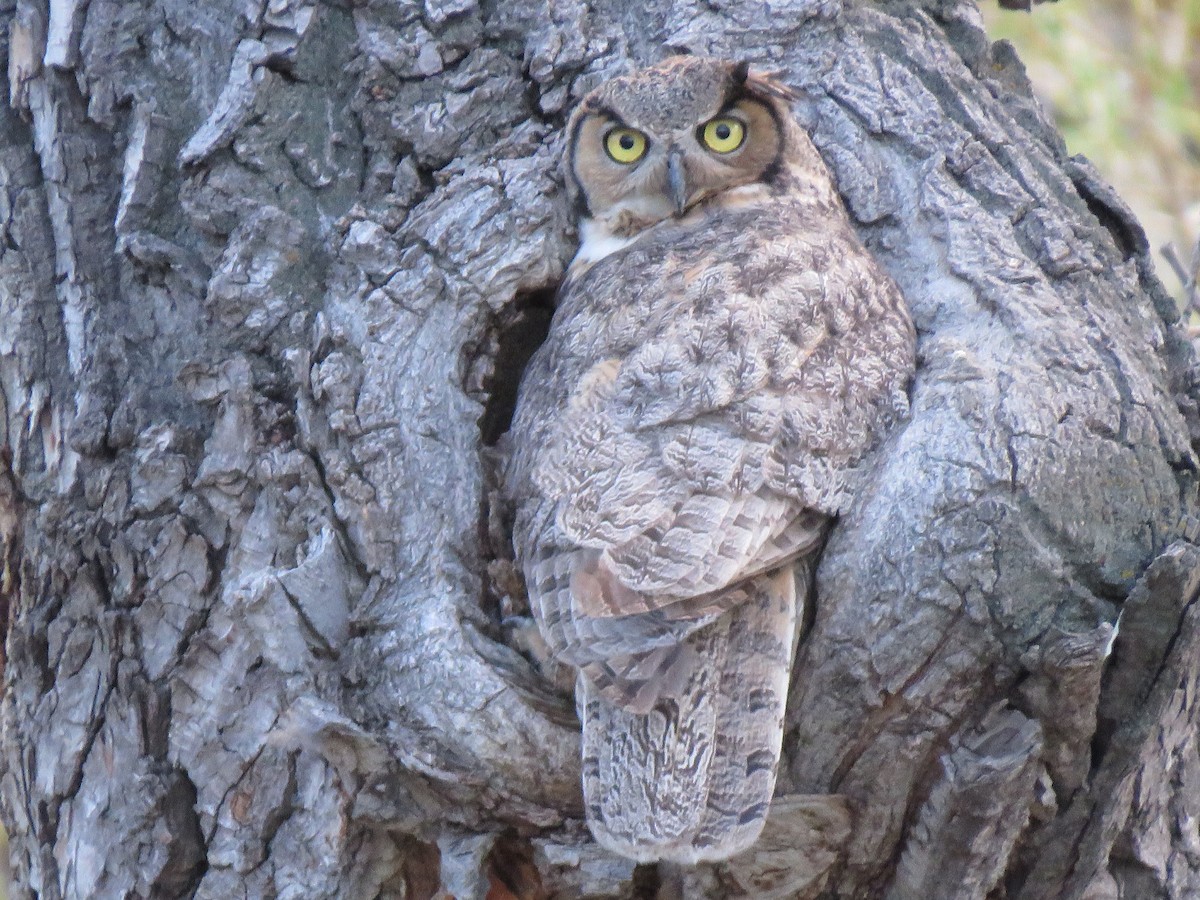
[{"x1": 0, "y1": 0, "x2": 1197, "y2": 897}]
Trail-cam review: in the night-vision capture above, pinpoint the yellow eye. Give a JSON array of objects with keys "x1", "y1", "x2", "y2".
[
  {"x1": 701, "y1": 117, "x2": 746, "y2": 153},
  {"x1": 604, "y1": 127, "x2": 648, "y2": 164}
]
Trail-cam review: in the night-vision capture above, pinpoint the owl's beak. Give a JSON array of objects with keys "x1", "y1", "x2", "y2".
[{"x1": 667, "y1": 149, "x2": 688, "y2": 216}]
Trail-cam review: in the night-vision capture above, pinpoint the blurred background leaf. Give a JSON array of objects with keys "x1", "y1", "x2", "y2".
[{"x1": 982, "y1": 0, "x2": 1200, "y2": 308}]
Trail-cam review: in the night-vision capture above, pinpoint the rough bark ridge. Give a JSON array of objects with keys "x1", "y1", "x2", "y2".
[{"x1": 0, "y1": 0, "x2": 1196, "y2": 898}]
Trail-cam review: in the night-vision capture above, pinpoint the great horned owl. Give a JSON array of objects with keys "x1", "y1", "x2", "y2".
[{"x1": 504, "y1": 56, "x2": 915, "y2": 863}]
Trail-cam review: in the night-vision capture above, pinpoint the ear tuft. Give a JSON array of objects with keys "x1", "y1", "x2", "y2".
[
  {"x1": 743, "y1": 68, "x2": 799, "y2": 105},
  {"x1": 731, "y1": 60, "x2": 751, "y2": 85}
]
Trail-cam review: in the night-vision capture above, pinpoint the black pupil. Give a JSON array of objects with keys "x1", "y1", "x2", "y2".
[
  {"x1": 715, "y1": 123, "x2": 731, "y2": 140},
  {"x1": 619, "y1": 134, "x2": 635, "y2": 150}
]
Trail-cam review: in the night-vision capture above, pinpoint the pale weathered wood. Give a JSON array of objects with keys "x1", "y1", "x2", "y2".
[{"x1": 0, "y1": 0, "x2": 1197, "y2": 897}]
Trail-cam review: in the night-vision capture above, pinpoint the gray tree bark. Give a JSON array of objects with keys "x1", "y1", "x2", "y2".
[{"x1": 0, "y1": 0, "x2": 1197, "y2": 898}]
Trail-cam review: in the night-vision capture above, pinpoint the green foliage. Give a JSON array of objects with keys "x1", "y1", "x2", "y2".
[{"x1": 983, "y1": 0, "x2": 1200, "y2": 303}]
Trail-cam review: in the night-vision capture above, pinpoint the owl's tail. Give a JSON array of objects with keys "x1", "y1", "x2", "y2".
[{"x1": 578, "y1": 564, "x2": 805, "y2": 864}]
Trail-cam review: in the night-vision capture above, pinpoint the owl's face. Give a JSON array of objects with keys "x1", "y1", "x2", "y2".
[{"x1": 565, "y1": 57, "x2": 796, "y2": 235}]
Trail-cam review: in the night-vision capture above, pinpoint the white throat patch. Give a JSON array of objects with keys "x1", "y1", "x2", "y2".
[{"x1": 571, "y1": 218, "x2": 640, "y2": 269}]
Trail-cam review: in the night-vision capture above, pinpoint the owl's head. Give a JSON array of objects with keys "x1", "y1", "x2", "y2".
[{"x1": 564, "y1": 56, "x2": 811, "y2": 236}]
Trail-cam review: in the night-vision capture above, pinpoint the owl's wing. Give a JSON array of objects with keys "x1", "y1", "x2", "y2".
[
  {"x1": 512, "y1": 219, "x2": 910, "y2": 711},
  {"x1": 521, "y1": 306, "x2": 834, "y2": 711},
  {"x1": 533, "y1": 275, "x2": 848, "y2": 609},
  {"x1": 524, "y1": 516, "x2": 821, "y2": 712}
]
